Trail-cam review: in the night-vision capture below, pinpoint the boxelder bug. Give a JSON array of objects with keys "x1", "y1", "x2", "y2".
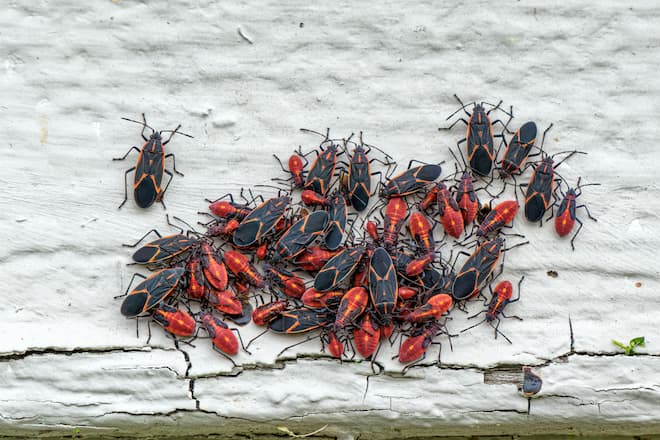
[
  {"x1": 114, "y1": 113, "x2": 192, "y2": 209},
  {"x1": 381, "y1": 197, "x2": 409, "y2": 248},
  {"x1": 408, "y1": 211, "x2": 435, "y2": 257},
  {"x1": 301, "y1": 128, "x2": 341, "y2": 196},
  {"x1": 293, "y1": 246, "x2": 342, "y2": 272},
  {"x1": 441, "y1": 95, "x2": 512, "y2": 177},
  {"x1": 273, "y1": 150, "x2": 307, "y2": 189},
  {"x1": 398, "y1": 320, "x2": 449, "y2": 369},
  {"x1": 125, "y1": 230, "x2": 197, "y2": 267},
  {"x1": 436, "y1": 182, "x2": 464, "y2": 238},
  {"x1": 448, "y1": 148, "x2": 480, "y2": 226},
  {"x1": 522, "y1": 149, "x2": 586, "y2": 224},
  {"x1": 369, "y1": 247, "x2": 398, "y2": 326},
  {"x1": 498, "y1": 121, "x2": 540, "y2": 178},
  {"x1": 451, "y1": 237, "x2": 527, "y2": 301},
  {"x1": 461, "y1": 277, "x2": 524, "y2": 343},
  {"x1": 353, "y1": 311, "x2": 380, "y2": 358},
  {"x1": 314, "y1": 245, "x2": 367, "y2": 292},
  {"x1": 273, "y1": 210, "x2": 329, "y2": 260},
  {"x1": 233, "y1": 196, "x2": 291, "y2": 247},
  {"x1": 381, "y1": 162, "x2": 442, "y2": 198},
  {"x1": 223, "y1": 249, "x2": 265, "y2": 288},
  {"x1": 334, "y1": 286, "x2": 369, "y2": 331},
  {"x1": 151, "y1": 303, "x2": 196, "y2": 338},
  {"x1": 198, "y1": 241, "x2": 228, "y2": 291},
  {"x1": 252, "y1": 300, "x2": 288, "y2": 326},
  {"x1": 264, "y1": 263, "x2": 306, "y2": 299},
  {"x1": 119, "y1": 267, "x2": 185, "y2": 318},
  {"x1": 476, "y1": 200, "x2": 519, "y2": 237},
  {"x1": 554, "y1": 177, "x2": 600, "y2": 250},
  {"x1": 324, "y1": 193, "x2": 348, "y2": 251},
  {"x1": 268, "y1": 308, "x2": 329, "y2": 334},
  {"x1": 344, "y1": 132, "x2": 394, "y2": 211},
  {"x1": 401, "y1": 294, "x2": 453, "y2": 323}
]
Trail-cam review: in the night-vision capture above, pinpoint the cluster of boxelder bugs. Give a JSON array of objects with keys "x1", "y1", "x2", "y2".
[{"x1": 116, "y1": 99, "x2": 598, "y2": 372}]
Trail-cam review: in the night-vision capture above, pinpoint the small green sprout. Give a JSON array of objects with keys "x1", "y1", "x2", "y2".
[{"x1": 612, "y1": 336, "x2": 646, "y2": 355}]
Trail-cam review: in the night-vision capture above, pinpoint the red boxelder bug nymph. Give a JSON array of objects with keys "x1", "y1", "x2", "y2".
[
  {"x1": 554, "y1": 177, "x2": 600, "y2": 250},
  {"x1": 272, "y1": 150, "x2": 307, "y2": 189},
  {"x1": 398, "y1": 320, "x2": 448, "y2": 368},
  {"x1": 441, "y1": 95, "x2": 512, "y2": 177},
  {"x1": 369, "y1": 247, "x2": 398, "y2": 326},
  {"x1": 353, "y1": 311, "x2": 380, "y2": 358},
  {"x1": 114, "y1": 113, "x2": 192, "y2": 209},
  {"x1": 199, "y1": 311, "x2": 241, "y2": 356},
  {"x1": 252, "y1": 300, "x2": 288, "y2": 326},
  {"x1": 151, "y1": 303, "x2": 196, "y2": 338},
  {"x1": 522, "y1": 149, "x2": 586, "y2": 224},
  {"x1": 119, "y1": 267, "x2": 185, "y2": 318},
  {"x1": 273, "y1": 210, "x2": 329, "y2": 260},
  {"x1": 314, "y1": 245, "x2": 367, "y2": 292},
  {"x1": 293, "y1": 246, "x2": 342, "y2": 272},
  {"x1": 401, "y1": 294, "x2": 453, "y2": 323},
  {"x1": 198, "y1": 241, "x2": 228, "y2": 291},
  {"x1": 476, "y1": 200, "x2": 519, "y2": 237},
  {"x1": 408, "y1": 211, "x2": 435, "y2": 257},
  {"x1": 461, "y1": 277, "x2": 524, "y2": 343},
  {"x1": 381, "y1": 197, "x2": 409, "y2": 248},
  {"x1": 448, "y1": 149, "x2": 480, "y2": 226},
  {"x1": 223, "y1": 249, "x2": 265, "y2": 288},
  {"x1": 334, "y1": 286, "x2": 369, "y2": 331},
  {"x1": 185, "y1": 256, "x2": 207, "y2": 299},
  {"x1": 263, "y1": 263, "x2": 306, "y2": 299},
  {"x1": 380, "y1": 162, "x2": 442, "y2": 198},
  {"x1": 233, "y1": 196, "x2": 291, "y2": 247},
  {"x1": 436, "y1": 182, "x2": 464, "y2": 238}
]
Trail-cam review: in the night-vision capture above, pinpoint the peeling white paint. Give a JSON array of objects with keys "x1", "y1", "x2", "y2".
[{"x1": 1, "y1": 0, "x2": 660, "y2": 437}]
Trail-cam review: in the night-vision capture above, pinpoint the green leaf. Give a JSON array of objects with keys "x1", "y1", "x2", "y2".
[
  {"x1": 612, "y1": 340, "x2": 627, "y2": 349},
  {"x1": 629, "y1": 336, "x2": 646, "y2": 348}
]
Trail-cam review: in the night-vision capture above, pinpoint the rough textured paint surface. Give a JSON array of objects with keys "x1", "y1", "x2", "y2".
[{"x1": 1, "y1": 0, "x2": 659, "y2": 438}]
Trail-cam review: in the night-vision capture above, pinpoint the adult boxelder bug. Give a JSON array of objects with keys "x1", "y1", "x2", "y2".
[
  {"x1": 344, "y1": 132, "x2": 394, "y2": 211},
  {"x1": 119, "y1": 267, "x2": 185, "y2": 318},
  {"x1": 441, "y1": 95, "x2": 512, "y2": 177},
  {"x1": 476, "y1": 200, "x2": 519, "y2": 237},
  {"x1": 324, "y1": 193, "x2": 348, "y2": 251},
  {"x1": 273, "y1": 210, "x2": 329, "y2": 260},
  {"x1": 498, "y1": 121, "x2": 540, "y2": 178},
  {"x1": 114, "y1": 113, "x2": 192, "y2": 209},
  {"x1": 369, "y1": 247, "x2": 398, "y2": 326},
  {"x1": 554, "y1": 177, "x2": 600, "y2": 250},
  {"x1": 452, "y1": 237, "x2": 527, "y2": 301},
  {"x1": 522, "y1": 149, "x2": 585, "y2": 224},
  {"x1": 127, "y1": 231, "x2": 197, "y2": 267},
  {"x1": 381, "y1": 162, "x2": 442, "y2": 198},
  {"x1": 268, "y1": 308, "x2": 329, "y2": 334},
  {"x1": 233, "y1": 196, "x2": 291, "y2": 247},
  {"x1": 301, "y1": 128, "x2": 341, "y2": 196},
  {"x1": 314, "y1": 245, "x2": 367, "y2": 292},
  {"x1": 461, "y1": 277, "x2": 524, "y2": 343}
]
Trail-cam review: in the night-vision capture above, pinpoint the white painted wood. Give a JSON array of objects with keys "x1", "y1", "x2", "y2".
[{"x1": 1, "y1": 0, "x2": 659, "y2": 437}]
